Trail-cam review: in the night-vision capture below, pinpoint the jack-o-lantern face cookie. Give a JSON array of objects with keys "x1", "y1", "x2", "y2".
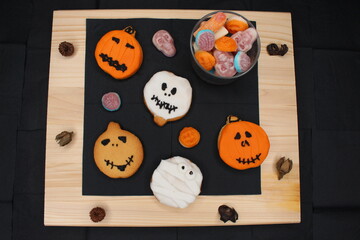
[
  {"x1": 143, "y1": 71, "x2": 192, "y2": 126},
  {"x1": 94, "y1": 122, "x2": 144, "y2": 178},
  {"x1": 95, "y1": 26, "x2": 143, "y2": 80},
  {"x1": 218, "y1": 115, "x2": 270, "y2": 170}
]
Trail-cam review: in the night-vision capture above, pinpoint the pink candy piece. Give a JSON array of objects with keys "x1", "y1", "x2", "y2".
[
  {"x1": 213, "y1": 50, "x2": 237, "y2": 77},
  {"x1": 195, "y1": 30, "x2": 215, "y2": 51},
  {"x1": 152, "y1": 30, "x2": 176, "y2": 57},
  {"x1": 102, "y1": 92, "x2": 121, "y2": 111},
  {"x1": 234, "y1": 51, "x2": 251, "y2": 73},
  {"x1": 231, "y1": 28, "x2": 257, "y2": 52}
]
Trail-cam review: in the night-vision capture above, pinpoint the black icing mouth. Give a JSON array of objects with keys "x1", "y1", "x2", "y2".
[
  {"x1": 99, "y1": 53, "x2": 128, "y2": 72},
  {"x1": 236, "y1": 153, "x2": 261, "y2": 164},
  {"x1": 151, "y1": 95, "x2": 178, "y2": 114},
  {"x1": 104, "y1": 155, "x2": 134, "y2": 171}
]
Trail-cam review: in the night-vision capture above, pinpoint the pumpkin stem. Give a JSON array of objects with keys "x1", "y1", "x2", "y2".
[
  {"x1": 226, "y1": 115, "x2": 240, "y2": 124},
  {"x1": 123, "y1": 26, "x2": 136, "y2": 37},
  {"x1": 107, "y1": 121, "x2": 121, "y2": 130}
]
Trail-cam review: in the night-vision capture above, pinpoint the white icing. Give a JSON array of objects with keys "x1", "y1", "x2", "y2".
[
  {"x1": 144, "y1": 71, "x2": 192, "y2": 120},
  {"x1": 150, "y1": 156, "x2": 203, "y2": 208}
]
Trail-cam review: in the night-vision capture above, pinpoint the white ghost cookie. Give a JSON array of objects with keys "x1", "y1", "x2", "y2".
[
  {"x1": 150, "y1": 156, "x2": 203, "y2": 208},
  {"x1": 144, "y1": 71, "x2": 192, "y2": 126}
]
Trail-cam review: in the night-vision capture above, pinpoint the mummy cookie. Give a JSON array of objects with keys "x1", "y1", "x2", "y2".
[
  {"x1": 93, "y1": 122, "x2": 144, "y2": 178},
  {"x1": 144, "y1": 71, "x2": 192, "y2": 126},
  {"x1": 150, "y1": 156, "x2": 203, "y2": 208}
]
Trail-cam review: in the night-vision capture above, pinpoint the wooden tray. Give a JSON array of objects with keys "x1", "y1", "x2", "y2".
[{"x1": 45, "y1": 9, "x2": 300, "y2": 227}]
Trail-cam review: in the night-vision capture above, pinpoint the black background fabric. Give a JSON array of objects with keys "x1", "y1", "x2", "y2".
[
  {"x1": 1, "y1": 0, "x2": 360, "y2": 239},
  {"x1": 83, "y1": 19, "x2": 260, "y2": 196}
]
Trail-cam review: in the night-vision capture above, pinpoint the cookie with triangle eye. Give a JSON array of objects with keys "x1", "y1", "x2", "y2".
[
  {"x1": 218, "y1": 115, "x2": 270, "y2": 170},
  {"x1": 143, "y1": 71, "x2": 193, "y2": 126},
  {"x1": 93, "y1": 122, "x2": 144, "y2": 178}
]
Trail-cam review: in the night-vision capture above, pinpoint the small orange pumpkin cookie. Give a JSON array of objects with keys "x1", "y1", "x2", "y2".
[
  {"x1": 195, "y1": 50, "x2": 216, "y2": 70},
  {"x1": 95, "y1": 26, "x2": 143, "y2": 80},
  {"x1": 218, "y1": 116, "x2": 270, "y2": 170},
  {"x1": 215, "y1": 36, "x2": 238, "y2": 52},
  {"x1": 179, "y1": 127, "x2": 201, "y2": 148}
]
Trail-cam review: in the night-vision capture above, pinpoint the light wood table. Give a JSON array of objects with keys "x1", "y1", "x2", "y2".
[{"x1": 45, "y1": 9, "x2": 300, "y2": 226}]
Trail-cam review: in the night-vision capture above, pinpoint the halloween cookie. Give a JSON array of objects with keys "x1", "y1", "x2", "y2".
[
  {"x1": 218, "y1": 115, "x2": 270, "y2": 170},
  {"x1": 95, "y1": 26, "x2": 143, "y2": 80},
  {"x1": 179, "y1": 127, "x2": 200, "y2": 148},
  {"x1": 94, "y1": 122, "x2": 144, "y2": 178},
  {"x1": 143, "y1": 71, "x2": 192, "y2": 126},
  {"x1": 150, "y1": 156, "x2": 203, "y2": 208}
]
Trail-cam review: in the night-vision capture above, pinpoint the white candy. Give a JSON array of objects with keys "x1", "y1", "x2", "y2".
[
  {"x1": 150, "y1": 156, "x2": 203, "y2": 208},
  {"x1": 214, "y1": 26, "x2": 229, "y2": 40}
]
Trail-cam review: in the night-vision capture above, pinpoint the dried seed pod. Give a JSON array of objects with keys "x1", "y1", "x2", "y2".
[
  {"x1": 218, "y1": 205, "x2": 238, "y2": 223},
  {"x1": 266, "y1": 43, "x2": 288, "y2": 56},
  {"x1": 276, "y1": 156, "x2": 293, "y2": 180},
  {"x1": 58, "y1": 41, "x2": 74, "y2": 56},
  {"x1": 55, "y1": 131, "x2": 73, "y2": 146},
  {"x1": 89, "y1": 207, "x2": 106, "y2": 222}
]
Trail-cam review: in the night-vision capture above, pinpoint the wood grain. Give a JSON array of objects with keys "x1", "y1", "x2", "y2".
[{"x1": 45, "y1": 9, "x2": 300, "y2": 226}]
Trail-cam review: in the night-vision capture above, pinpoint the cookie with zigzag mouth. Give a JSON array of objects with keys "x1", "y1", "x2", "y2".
[
  {"x1": 144, "y1": 71, "x2": 192, "y2": 126},
  {"x1": 94, "y1": 122, "x2": 144, "y2": 178},
  {"x1": 218, "y1": 115, "x2": 270, "y2": 170}
]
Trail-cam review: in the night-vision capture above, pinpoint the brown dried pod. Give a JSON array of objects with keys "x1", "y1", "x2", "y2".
[
  {"x1": 89, "y1": 207, "x2": 106, "y2": 222},
  {"x1": 218, "y1": 205, "x2": 238, "y2": 223},
  {"x1": 55, "y1": 131, "x2": 73, "y2": 146},
  {"x1": 266, "y1": 43, "x2": 288, "y2": 56},
  {"x1": 58, "y1": 41, "x2": 74, "y2": 56},
  {"x1": 276, "y1": 156, "x2": 293, "y2": 180}
]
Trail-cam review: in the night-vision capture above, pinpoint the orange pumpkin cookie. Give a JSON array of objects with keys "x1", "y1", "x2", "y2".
[
  {"x1": 95, "y1": 26, "x2": 143, "y2": 80},
  {"x1": 179, "y1": 127, "x2": 201, "y2": 148},
  {"x1": 195, "y1": 50, "x2": 216, "y2": 70},
  {"x1": 225, "y1": 16, "x2": 249, "y2": 34},
  {"x1": 218, "y1": 115, "x2": 270, "y2": 170},
  {"x1": 94, "y1": 122, "x2": 144, "y2": 178},
  {"x1": 215, "y1": 36, "x2": 238, "y2": 52}
]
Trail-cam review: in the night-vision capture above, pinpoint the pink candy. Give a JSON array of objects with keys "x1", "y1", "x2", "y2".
[
  {"x1": 213, "y1": 50, "x2": 237, "y2": 77},
  {"x1": 152, "y1": 30, "x2": 176, "y2": 57},
  {"x1": 231, "y1": 28, "x2": 257, "y2": 52},
  {"x1": 195, "y1": 30, "x2": 215, "y2": 51},
  {"x1": 234, "y1": 51, "x2": 251, "y2": 73}
]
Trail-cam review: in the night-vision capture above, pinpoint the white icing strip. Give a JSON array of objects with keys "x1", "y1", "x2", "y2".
[{"x1": 150, "y1": 156, "x2": 203, "y2": 208}]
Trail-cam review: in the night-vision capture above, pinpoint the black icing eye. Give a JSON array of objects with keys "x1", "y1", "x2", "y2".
[
  {"x1": 171, "y1": 87, "x2": 177, "y2": 95},
  {"x1": 101, "y1": 139, "x2": 110, "y2": 146},
  {"x1": 112, "y1": 37, "x2": 120, "y2": 44},
  {"x1": 178, "y1": 163, "x2": 187, "y2": 172},
  {"x1": 161, "y1": 82, "x2": 167, "y2": 91},
  {"x1": 125, "y1": 43, "x2": 134, "y2": 49},
  {"x1": 245, "y1": 131, "x2": 252, "y2": 138},
  {"x1": 234, "y1": 132, "x2": 241, "y2": 140},
  {"x1": 118, "y1": 136, "x2": 127, "y2": 143}
]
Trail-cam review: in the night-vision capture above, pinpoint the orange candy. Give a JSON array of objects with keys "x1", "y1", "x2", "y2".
[
  {"x1": 225, "y1": 17, "x2": 249, "y2": 34},
  {"x1": 195, "y1": 50, "x2": 216, "y2": 70},
  {"x1": 193, "y1": 12, "x2": 227, "y2": 37},
  {"x1": 179, "y1": 127, "x2": 201, "y2": 148},
  {"x1": 215, "y1": 36, "x2": 238, "y2": 52}
]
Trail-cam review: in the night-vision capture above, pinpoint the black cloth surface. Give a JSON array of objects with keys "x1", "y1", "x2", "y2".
[
  {"x1": 1, "y1": 0, "x2": 360, "y2": 239},
  {"x1": 83, "y1": 19, "x2": 260, "y2": 196}
]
